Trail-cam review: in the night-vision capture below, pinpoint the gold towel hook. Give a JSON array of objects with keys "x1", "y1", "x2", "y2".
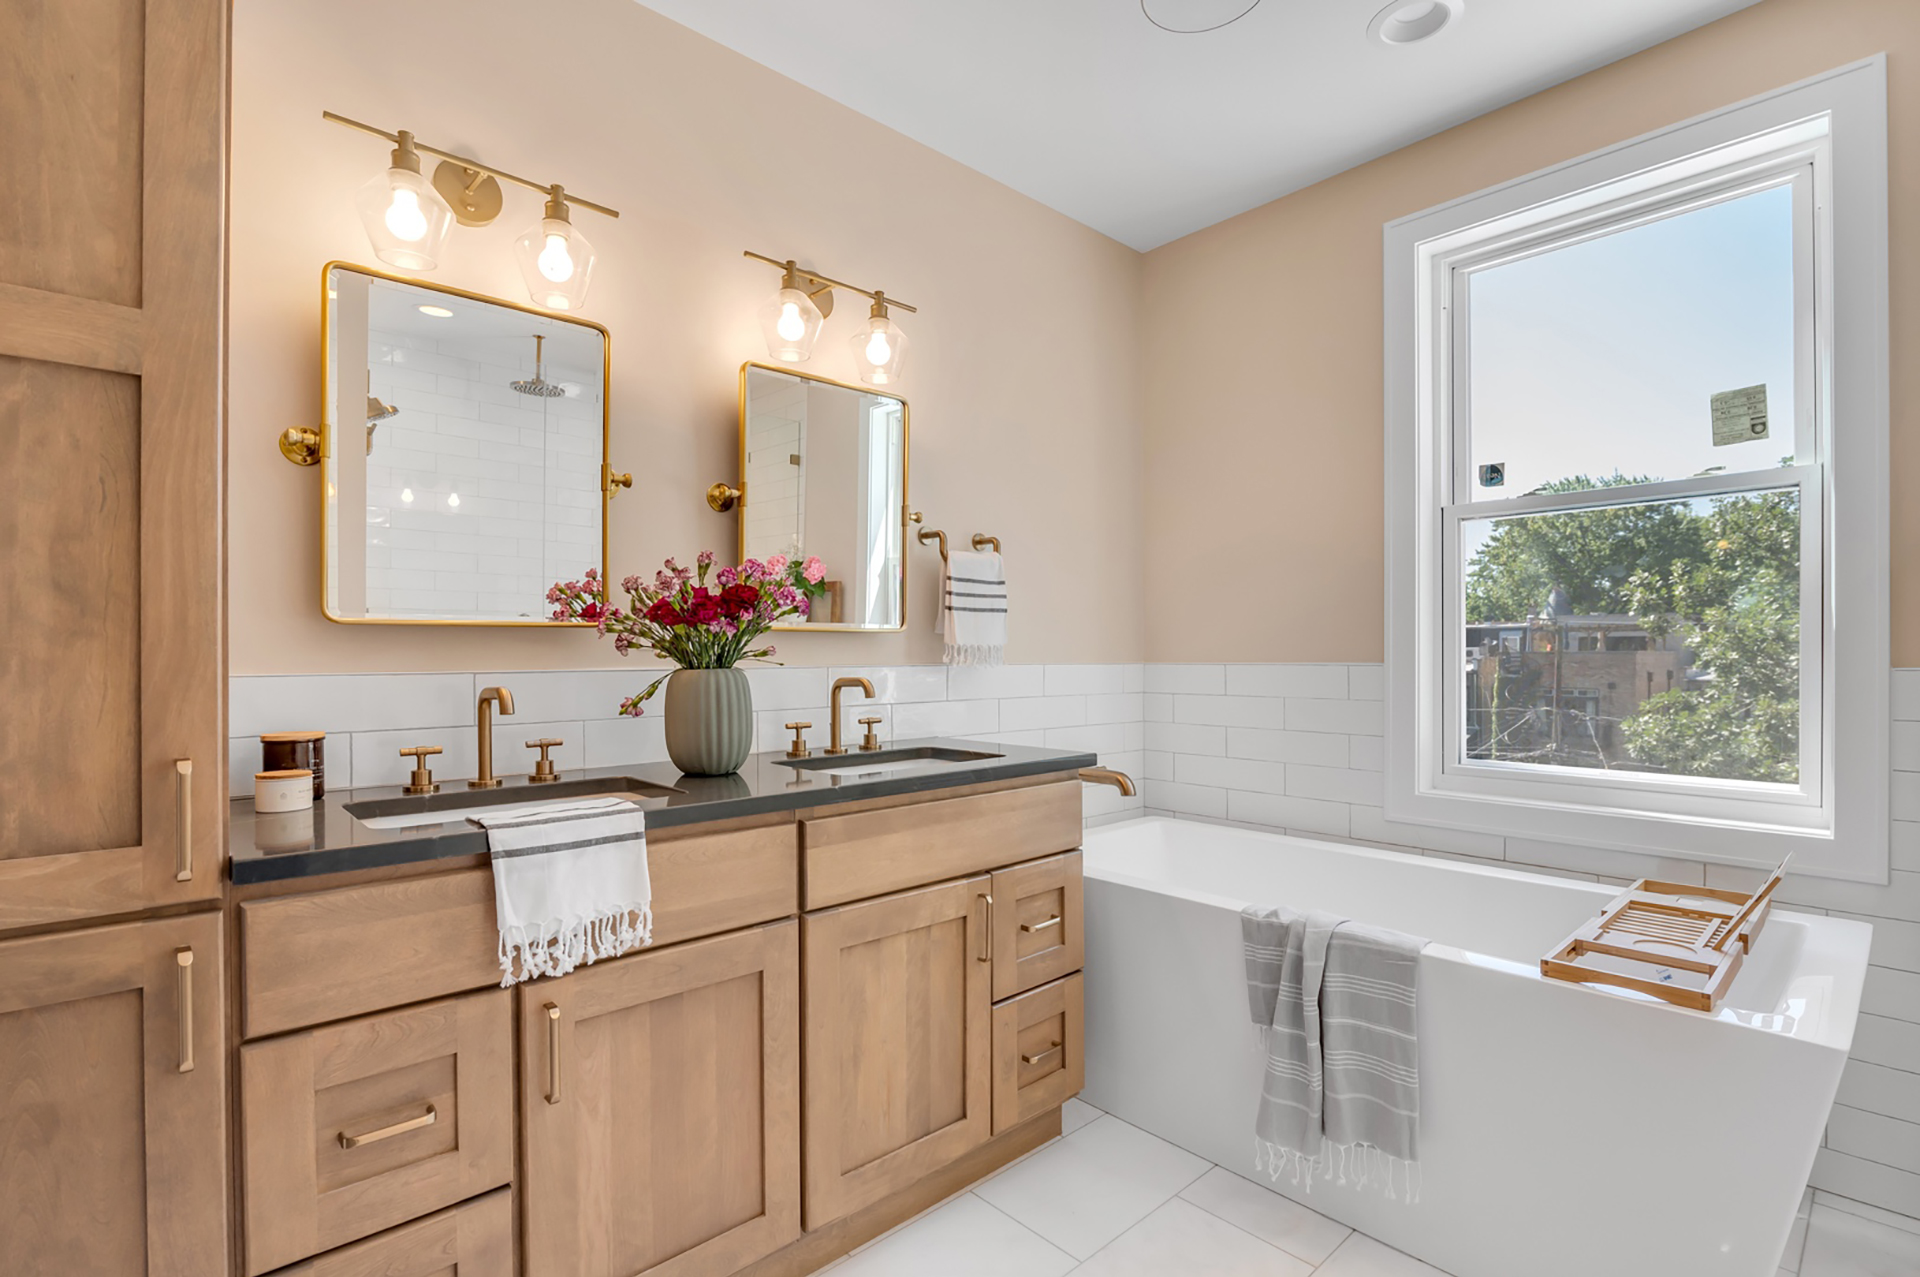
[
  {"x1": 971, "y1": 533, "x2": 1001, "y2": 553},
  {"x1": 917, "y1": 527, "x2": 948, "y2": 562}
]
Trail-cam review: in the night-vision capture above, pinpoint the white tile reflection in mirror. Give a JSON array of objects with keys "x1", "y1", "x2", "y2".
[
  {"x1": 324, "y1": 265, "x2": 607, "y2": 624},
  {"x1": 1801, "y1": 1203, "x2": 1920, "y2": 1276}
]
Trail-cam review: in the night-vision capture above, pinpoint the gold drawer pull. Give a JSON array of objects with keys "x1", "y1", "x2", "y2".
[
  {"x1": 1020, "y1": 914, "x2": 1063, "y2": 934},
  {"x1": 545, "y1": 1003, "x2": 562, "y2": 1105},
  {"x1": 338, "y1": 1104, "x2": 437, "y2": 1149},
  {"x1": 175, "y1": 947, "x2": 195, "y2": 1073},
  {"x1": 976, "y1": 893, "x2": 993, "y2": 963},
  {"x1": 173, "y1": 759, "x2": 193, "y2": 882},
  {"x1": 1021, "y1": 1040, "x2": 1063, "y2": 1066}
]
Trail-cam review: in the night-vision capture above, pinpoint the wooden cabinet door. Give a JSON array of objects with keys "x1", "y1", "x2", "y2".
[
  {"x1": 802, "y1": 876, "x2": 994, "y2": 1229},
  {"x1": 521, "y1": 921, "x2": 801, "y2": 1277},
  {"x1": 0, "y1": 0, "x2": 227, "y2": 927},
  {"x1": 0, "y1": 913, "x2": 227, "y2": 1277},
  {"x1": 992, "y1": 973, "x2": 1085, "y2": 1134}
]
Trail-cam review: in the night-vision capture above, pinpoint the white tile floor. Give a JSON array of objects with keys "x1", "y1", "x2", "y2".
[{"x1": 818, "y1": 1100, "x2": 1920, "y2": 1276}]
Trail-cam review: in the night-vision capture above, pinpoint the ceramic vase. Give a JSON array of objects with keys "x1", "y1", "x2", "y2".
[{"x1": 662, "y1": 667, "x2": 754, "y2": 776}]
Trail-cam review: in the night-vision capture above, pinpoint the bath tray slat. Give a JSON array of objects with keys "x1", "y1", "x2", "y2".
[{"x1": 1540, "y1": 857, "x2": 1789, "y2": 1012}]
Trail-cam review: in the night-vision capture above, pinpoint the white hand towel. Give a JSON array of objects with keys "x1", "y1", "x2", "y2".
[
  {"x1": 939, "y1": 548, "x2": 1007, "y2": 666},
  {"x1": 474, "y1": 797, "x2": 652, "y2": 985}
]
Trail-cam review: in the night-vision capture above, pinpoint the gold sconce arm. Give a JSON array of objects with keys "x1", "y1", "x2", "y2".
[
  {"x1": 742, "y1": 250, "x2": 918, "y2": 314},
  {"x1": 323, "y1": 112, "x2": 620, "y2": 222},
  {"x1": 280, "y1": 427, "x2": 322, "y2": 466},
  {"x1": 708, "y1": 482, "x2": 743, "y2": 513}
]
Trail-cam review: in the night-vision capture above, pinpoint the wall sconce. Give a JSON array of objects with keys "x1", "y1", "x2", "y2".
[
  {"x1": 327, "y1": 111, "x2": 618, "y2": 312},
  {"x1": 744, "y1": 250, "x2": 917, "y2": 383}
]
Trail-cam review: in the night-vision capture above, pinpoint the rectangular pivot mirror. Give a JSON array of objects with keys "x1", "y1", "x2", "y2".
[
  {"x1": 321, "y1": 263, "x2": 611, "y2": 625},
  {"x1": 738, "y1": 363, "x2": 908, "y2": 630}
]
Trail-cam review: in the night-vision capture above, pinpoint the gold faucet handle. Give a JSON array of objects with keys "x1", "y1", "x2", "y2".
[
  {"x1": 785, "y1": 722, "x2": 812, "y2": 759},
  {"x1": 857, "y1": 717, "x2": 884, "y2": 752},
  {"x1": 526, "y1": 738, "x2": 563, "y2": 784},
  {"x1": 398, "y1": 746, "x2": 442, "y2": 795}
]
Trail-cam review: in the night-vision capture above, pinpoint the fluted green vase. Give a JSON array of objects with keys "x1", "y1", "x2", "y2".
[{"x1": 663, "y1": 667, "x2": 754, "y2": 776}]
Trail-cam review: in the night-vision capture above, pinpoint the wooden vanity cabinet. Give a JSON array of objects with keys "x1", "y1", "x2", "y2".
[
  {"x1": 269, "y1": 1190, "x2": 514, "y2": 1277},
  {"x1": 519, "y1": 919, "x2": 802, "y2": 1277},
  {"x1": 800, "y1": 876, "x2": 995, "y2": 1229},
  {"x1": 0, "y1": 913, "x2": 227, "y2": 1277}
]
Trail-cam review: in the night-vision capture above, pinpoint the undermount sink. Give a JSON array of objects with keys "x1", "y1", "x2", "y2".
[
  {"x1": 774, "y1": 745, "x2": 1003, "y2": 779},
  {"x1": 345, "y1": 775, "x2": 682, "y2": 830}
]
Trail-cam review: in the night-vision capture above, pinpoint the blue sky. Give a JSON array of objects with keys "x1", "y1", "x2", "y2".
[{"x1": 1466, "y1": 182, "x2": 1797, "y2": 497}]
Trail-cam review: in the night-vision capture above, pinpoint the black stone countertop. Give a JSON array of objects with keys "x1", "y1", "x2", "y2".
[{"x1": 229, "y1": 738, "x2": 1097, "y2": 885}]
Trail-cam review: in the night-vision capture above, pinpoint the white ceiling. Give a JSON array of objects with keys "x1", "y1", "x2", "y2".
[{"x1": 638, "y1": 0, "x2": 1765, "y2": 250}]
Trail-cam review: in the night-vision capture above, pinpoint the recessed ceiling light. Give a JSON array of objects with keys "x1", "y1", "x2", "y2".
[
  {"x1": 1368, "y1": 0, "x2": 1462, "y2": 46},
  {"x1": 417, "y1": 304, "x2": 454, "y2": 318},
  {"x1": 1141, "y1": 0, "x2": 1261, "y2": 35}
]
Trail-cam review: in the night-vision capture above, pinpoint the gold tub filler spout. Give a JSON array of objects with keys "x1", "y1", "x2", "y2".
[{"x1": 1079, "y1": 767, "x2": 1136, "y2": 797}]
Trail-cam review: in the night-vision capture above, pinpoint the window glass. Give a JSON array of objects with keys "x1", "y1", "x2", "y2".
[
  {"x1": 1460, "y1": 487, "x2": 1801, "y2": 784},
  {"x1": 1466, "y1": 184, "x2": 1797, "y2": 497}
]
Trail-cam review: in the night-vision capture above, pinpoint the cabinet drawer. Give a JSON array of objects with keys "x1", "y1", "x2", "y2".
[
  {"x1": 241, "y1": 989, "x2": 515, "y2": 1274},
  {"x1": 989, "y1": 851, "x2": 1084, "y2": 1001},
  {"x1": 240, "y1": 872, "x2": 500, "y2": 1039},
  {"x1": 269, "y1": 1189, "x2": 513, "y2": 1277},
  {"x1": 802, "y1": 780, "x2": 1081, "y2": 910},
  {"x1": 992, "y1": 973, "x2": 1084, "y2": 1134}
]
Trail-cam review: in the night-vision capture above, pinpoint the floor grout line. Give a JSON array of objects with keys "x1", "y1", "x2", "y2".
[
  {"x1": 1174, "y1": 1180, "x2": 1351, "y2": 1270},
  {"x1": 967, "y1": 1189, "x2": 1081, "y2": 1269}
]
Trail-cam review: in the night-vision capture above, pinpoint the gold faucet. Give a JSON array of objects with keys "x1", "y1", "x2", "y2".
[
  {"x1": 826, "y1": 677, "x2": 875, "y2": 755},
  {"x1": 470, "y1": 686, "x2": 516, "y2": 789},
  {"x1": 1079, "y1": 767, "x2": 1136, "y2": 797}
]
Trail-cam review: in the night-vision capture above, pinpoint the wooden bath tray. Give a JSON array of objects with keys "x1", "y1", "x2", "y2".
[{"x1": 1539, "y1": 857, "x2": 1789, "y2": 1012}]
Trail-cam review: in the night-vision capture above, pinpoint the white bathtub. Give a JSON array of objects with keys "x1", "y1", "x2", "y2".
[{"x1": 1080, "y1": 817, "x2": 1870, "y2": 1277}]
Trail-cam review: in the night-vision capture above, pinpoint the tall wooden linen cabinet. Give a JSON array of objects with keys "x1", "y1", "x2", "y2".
[{"x1": 0, "y1": 0, "x2": 231, "y2": 1274}]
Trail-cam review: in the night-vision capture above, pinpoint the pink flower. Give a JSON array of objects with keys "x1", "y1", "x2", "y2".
[
  {"x1": 804, "y1": 556, "x2": 825, "y2": 583},
  {"x1": 697, "y1": 550, "x2": 716, "y2": 568},
  {"x1": 621, "y1": 575, "x2": 641, "y2": 593},
  {"x1": 655, "y1": 570, "x2": 675, "y2": 591},
  {"x1": 766, "y1": 554, "x2": 789, "y2": 575},
  {"x1": 764, "y1": 645, "x2": 777, "y2": 658},
  {"x1": 716, "y1": 566, "x2": 738, "y2": 587},
  {"x1": 741, "y1": 559, "x2": 765, "y2": 578}
]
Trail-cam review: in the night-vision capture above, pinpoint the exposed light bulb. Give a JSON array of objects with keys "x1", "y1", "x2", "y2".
[
  {"x1": 777, "y1": 302, "x2": 806, "y2": 342},
  {"x1": 537, "y1": 232, "x2": 574, "y2": 282},
  {"x1": 865, "y1": 331, "x2": 892, "y2": 365},
  {"x1": 401, "y1": 487, "x2": 414, "y2": 503},
  {"x1": 447, "y1": 492, "x2": 461, "y2": 508},
  {"x1": 385, "y1": 187, "x2": 428, "y2": 242}
]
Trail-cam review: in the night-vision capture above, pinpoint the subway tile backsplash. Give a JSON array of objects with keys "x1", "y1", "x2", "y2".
[{"x1": 226, "y1": 659, "x2": 1920, "y2": 1224}]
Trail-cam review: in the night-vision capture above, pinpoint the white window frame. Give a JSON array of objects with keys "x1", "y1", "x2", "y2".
[{"x1": 1384, "y1": 58, "x2": 1890, "y2": 883}]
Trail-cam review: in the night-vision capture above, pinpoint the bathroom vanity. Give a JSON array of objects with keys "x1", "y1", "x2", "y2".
[{"x1": 224, "y1": 741, "x2": 1099, "y2": 1277}]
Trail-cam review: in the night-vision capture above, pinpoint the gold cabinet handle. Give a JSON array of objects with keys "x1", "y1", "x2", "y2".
[
  {"x1": 338, "y1": 1104, "x2": 436, "y2": 1149},
  {"x1": 175, "y1": 947, "x2": 195, "y2": 1073},
  {"x1": 1020, "y1": 914, "x2": 1063, "y2": 934},
  {"x1": 545, "y1": 1003, "x2": 562, "y2": 1105},
  {"x1": 173, "y1": 759, "x2": 193, "y2": 882},
  {"x1": 1022, "y1": 1040, "x2": 1063, "y2": 1066},
  {"x1": 976, "y1": 893, "x2": 993, "y2": 963}
]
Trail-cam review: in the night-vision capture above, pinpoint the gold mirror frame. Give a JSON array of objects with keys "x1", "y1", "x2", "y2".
[
  {"x1": 734, "y1": 361, "x2": 911, "y2": 633},
  {"x1": 317, "y1": 261, "x2": 613, "y2": 627}
]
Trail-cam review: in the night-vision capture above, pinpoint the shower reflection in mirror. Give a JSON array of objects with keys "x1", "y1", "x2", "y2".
[{"x1": 320, "y1": 264, "x2": 610, "y2": 625}]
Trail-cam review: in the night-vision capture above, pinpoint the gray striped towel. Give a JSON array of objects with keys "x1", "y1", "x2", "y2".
[
  {"x1": 474, "y1": 797, "x2": 652, "y2": 985},
  {"x1": 1242, "y1": 905, "x2": 1425, "y2": 1200},
  {"x1": 939, "y1": 548, "x2": 1007, "y2": 666}
]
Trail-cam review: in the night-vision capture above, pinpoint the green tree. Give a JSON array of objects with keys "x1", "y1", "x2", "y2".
[
  {"x1": 1463, "y1": 475, "x2": 1706, "y2": 623},
  {"x1": 1620, "y1": 490, "x2": 1801, "y2": 782}
]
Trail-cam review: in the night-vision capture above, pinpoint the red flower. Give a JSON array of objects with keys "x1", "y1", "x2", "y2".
[
  {"x1": 645, "y1": 599, "x2": 684, "y2": 626},
  {"x1": 689, "y1": 601, "x2": 722, "y2": 625}
]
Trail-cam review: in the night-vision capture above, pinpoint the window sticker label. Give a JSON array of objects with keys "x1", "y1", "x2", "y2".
[{"x1": 1711, "y1": 384, "x2": 1769, "y2": 447}]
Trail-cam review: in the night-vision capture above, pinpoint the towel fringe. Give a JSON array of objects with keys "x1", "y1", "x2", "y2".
[
  {"x1": 1253, "y1": 1136, "x2": 1420, "y2": 1204},
  {"x1": 498, "y1": 905, "x2": 653, "y2": 987},
  {"x1": 942, "y1": 642, "x2": 1004, "y2": 666}
]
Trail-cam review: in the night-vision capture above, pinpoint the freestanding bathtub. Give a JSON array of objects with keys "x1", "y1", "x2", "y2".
[{"x1": 1080, "y1": 817, "x2": 1870, "y2": 1277}]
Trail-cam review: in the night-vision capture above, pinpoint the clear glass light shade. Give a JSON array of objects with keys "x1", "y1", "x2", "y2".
[
  {"x1": 849, "y1": 313, "x2": 909, "y2": 386},
  {"x1": 759, "y1": 287, "x2": 825, "y2": 362},
  {"x1": 514, "y1": 216, "x2": 596, "y2": 311},
  {"x1": 354, "y1": 166, "x2": 455, "y2": 271}
]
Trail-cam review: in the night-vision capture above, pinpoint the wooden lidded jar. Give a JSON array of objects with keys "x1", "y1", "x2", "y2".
[{"x1": 260, "y1": 731, "x2": 326, "y2": 798}]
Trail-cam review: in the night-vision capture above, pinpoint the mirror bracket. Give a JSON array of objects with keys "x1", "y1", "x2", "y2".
[
  {"x1": 280, "y1": 426, "x2": 322, "y2": 466},
  {"x1": 707, "y1": 482, "x2": 743, "y2": 513},
  {"x1": 604, "y1": 464, "x2": 633, "y2": 497}
]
